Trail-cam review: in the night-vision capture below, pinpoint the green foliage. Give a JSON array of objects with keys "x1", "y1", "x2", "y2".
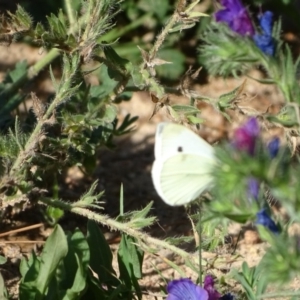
[
  {"x1": 198, "y1": 22, "x2": 262, "y2": 77},
  {"x1": 118, "y1": 235, "x2": 144, "y2": 299},
  {"x1": 19, "y1": 225, "x2": 68, "y2": 298},
  {"x1": 231, "y1": 262, "x2": 268, "y2": 300},
  {"x1": 15, "y1": 221, "x2": 146, "y2": 299}
]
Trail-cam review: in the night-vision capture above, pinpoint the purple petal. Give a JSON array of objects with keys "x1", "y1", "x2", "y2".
[
  {"x1": 215, "y1": 0, "x2": 254, "y2": 36},
  {"x1": 167, "y1": 278, "x2": 208, "y2": 300},
  {"x1": 247, "y1": 177, "x2": 260, "y2": 201},
  {"x1": 219, "y1": 0, "x2": 244, "y2": 13},
  {"x1": 203, "y1": 275, "x2": 221, "y2": 300},
  {"x1": 232, "y1": 118, "x2": 260, "y2": 155},
  {"x1": 256, "y1": 209, "x2": 279, "y2": 234},
  {"x1": 242, "y1": 117, "x2": 260, "y2": 136}
]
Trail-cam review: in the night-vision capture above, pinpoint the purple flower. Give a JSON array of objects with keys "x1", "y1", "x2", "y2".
[
  {"x1": 204, "y1": 275, "x2": 221, "y2": 300},
  {"x1": 247, "y1": 177, "x2": 260, "y2": 200},
  {"x1": 167, "y1": 277, "x2": 234, "y2": 300},
  {"x1": 232, "y1": 118, "x2": 260, "y2": 155},
  {"x1": 253, "y1": 11, "x2": 275, "y2": 56},
  {"x1": 215, "y1": 0, "x2": 254, "y2": 36},
  {"x1": 166, "y1": 278, "x2": 208, "y2": 300},
  {"x1": 267, "y1": 137, "x2": 280, "y2": 158},
  {"x1": 256, "y1": 209, "x2": 279, "y2": 234}
]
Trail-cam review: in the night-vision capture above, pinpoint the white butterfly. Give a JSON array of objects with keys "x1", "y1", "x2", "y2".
[{"x1": 151, "y1": 122, "x2": 216, "y2": 206}]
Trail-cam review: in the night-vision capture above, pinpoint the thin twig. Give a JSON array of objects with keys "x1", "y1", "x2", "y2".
[
  {"x1": 0, "y1": 223, "x2": 43, "y2": 238},
  {"x1": 1, "y1": 240, "x2": 45, "y2": 244}
]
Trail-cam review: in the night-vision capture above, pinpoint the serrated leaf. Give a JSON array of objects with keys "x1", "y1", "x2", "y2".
[
  {"x1": 130, "y1": 201, "x2": 153, "y2": 220},
  {"x1": 73, "y1": 180, "x2": 104, "y2": 209}
]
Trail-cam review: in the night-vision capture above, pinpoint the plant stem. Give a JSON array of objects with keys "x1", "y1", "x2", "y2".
[
  {"x1": 149, "y1": 11, "x2": 179, "y2": 59},
  {"x1": 64, "y1": 0, "x2": 76, "y2": 30},
  {"x1": 198, "y1": 203, "x2": 202, "y2": 284},
  {"x1": 0, "y1": 48, "x2": 60, "y2": 114},
  {"x1": 99, "y1": 13, "x2": 153, "y2": 43},
  {"x1": 40, "y1": 196, "x2": 203, "y2": 272}
]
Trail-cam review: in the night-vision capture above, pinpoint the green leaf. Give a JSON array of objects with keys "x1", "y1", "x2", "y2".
[
  {"x1": 156, "y1": 48, "x2": 185, "y2": 79},
  {"x1": 167, "y1": 106, "x2": 180, "y2": 122},
  {"x1": 169, "y1": 22, "x2": 196, "y2": 33},
  {"x1": 86, "y1": 220, "x2": 118, "y2": 285},
  {"x1": 61, "y1": 229, "x2": 90, "y2": 299},
  {"x1": 218, "y1": 80, "x2": 246, "y2": 109},
  {"x1": 118, "y1": 234, "x2": 144, "y2": 298},
  {"x1": 0, "y1": 272, "x2": 8, "y2": 299},
  {"x1": 0, "y1": 255, "x2": 7, "y2": 265},
  {"x1": 20, "y1": 251, "x2": 40, "y2": 282},
  {"x1": 171, "y1": 104, "x2": 200, "y2": 115},
  {"x1": 126, "y1": 201, "x2": 156, "y2": 229},
  {"x1": 72, "y1": 180, "x2": 104, "y2": 209},
  {"x1": 46, "y1": 207, "x2": 64, "y2": 224},
  {"x1": 104, "y1": 46, "x2": 129, "y2": 71},
  {"x1": 7, "y1": 61, "x2": 28, "y2": 83},
  {"x1": 186, "y1": 115, "x2": 203, "y2": 124},
  {"x1": 34, "y1": 225, "x2": 68, "y2": 296},
  {"x1": 138, "y1": 0, "x2": 170, "y2": 20},
  {"x1": 256, "y1": 225, "x2": 277, "y2": 244}
]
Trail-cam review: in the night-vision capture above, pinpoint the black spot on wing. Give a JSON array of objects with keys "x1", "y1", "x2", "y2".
[{"x1": 177, "y1": 146, "x2": 183, "y2": 152}]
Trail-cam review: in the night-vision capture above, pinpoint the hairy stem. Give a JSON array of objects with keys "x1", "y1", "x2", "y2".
[
  {"x1": 40, "y1": 197, "x2": 202, "y2": 272},
  {"x1": 149, "y1": 11, "x2": 179, "y2": 59},
  {"x1": 64, "y1": 0, "x2": 76, "y2": 30}
]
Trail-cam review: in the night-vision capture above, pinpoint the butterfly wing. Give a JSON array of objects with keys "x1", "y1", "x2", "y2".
[
  {"x1": 153, "y1": 153, "x2": 215, "y2": 206},
  {"x1": 154, "y1": 122, "x2": 214, "y2": 160},
  {"x1": 152, "y1": 122, "x2": 216, "y2": 206}
]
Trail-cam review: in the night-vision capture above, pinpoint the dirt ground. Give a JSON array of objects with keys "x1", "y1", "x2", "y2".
[{"x1": 0, "y1": 43, "x2": 299, "y2": 299}]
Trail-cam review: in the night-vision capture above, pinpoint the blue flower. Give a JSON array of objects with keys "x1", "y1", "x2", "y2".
[
  {"x1": 268, "y1": 137, "x2": 280, "y2": 158},
  {"x1": 253, "y1": 11, "x2": 275, "y2": 56},
  {"x1": 247, "y1": 177, "x2": 260, "y2": 201},
  {"x1": 232, "y1": 118, "x2": 260, "y2": 155},
  {"x1": 166, "y1": 278, "x2": 208, "y2": 300},
  {"x1": 256, "y1": 209, "x2": 279, "y2": 234},
  {"x1": 215, "y1": 0, "x2": 254, "y2": 36}
]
